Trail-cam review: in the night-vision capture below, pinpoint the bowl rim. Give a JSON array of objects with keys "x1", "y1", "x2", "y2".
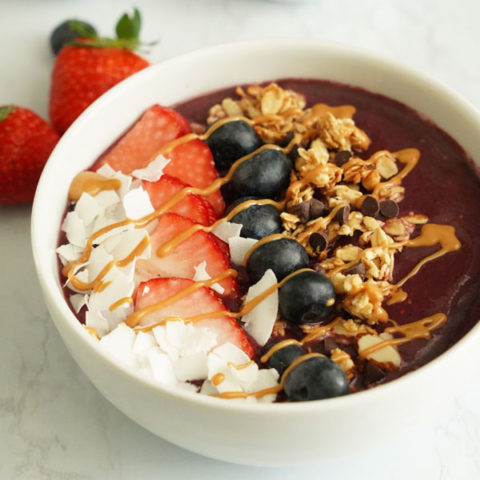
[{"x1": 32, "y1": 38, "x2": 480, "y2": 414}]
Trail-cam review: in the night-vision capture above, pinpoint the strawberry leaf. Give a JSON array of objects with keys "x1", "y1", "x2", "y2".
[
  {"x1": 68, "y1": 20, "x2": 97, "y2": 38},
  {"x1": 116, "y1": 8, "x2": 141, "y2": 41},
  {"x1": 0, "y1": 105, "x2": 14, "y2": 123}
]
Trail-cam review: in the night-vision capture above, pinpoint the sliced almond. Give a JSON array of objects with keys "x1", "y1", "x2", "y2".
[{"x1": 357, "y1": 334, "x2": 401, "y2": 370}]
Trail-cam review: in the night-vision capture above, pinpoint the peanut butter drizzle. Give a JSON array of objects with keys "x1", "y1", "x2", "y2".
[
  {"x1": 212, "y1": 373, "x2": 225, "y2": 386},
  {"x1": 109, "y1": 296, "x2": 133, "y2": 312},
  {"x1": 302, "y1": 103, "x2": 356, "y2": 127},
  {"x1": 386, "y1": 288, "x2": 408, "y2": 306},
  {"x1": 84, "y1": 326, "x2": 100, "y2": 340},
  {"x1": 93, "y1": 280, "x2": 111, "y2": 293},
  {"x1": 126, "y1": 269, "x2": 238, "y2": 328},
  {"x1": 372, "y1": 148, "x2": 420, "y2": 197},
  {"x1": 358, "y1": 313, "x2": 447, "y2": 359},
  {"x1": 396, "y1": 223, "x2": 461, "y2": 288},
  {"x1": 228, "y1": 360, "x2": 255, "y2": 370},
  {"x1": 300, "y1": 317, "x2": 344, "y2": 344},
  {"x1": 68, "y1": 171, "x2": 122, "y2": 202},
  {"x1": 260, "y1": 339, "x2": 303, "y2": 363}
]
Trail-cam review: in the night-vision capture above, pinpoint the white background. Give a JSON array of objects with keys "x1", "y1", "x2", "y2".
[{"x1": 1, "y1": 0, "x2": 480, "y2": 478}]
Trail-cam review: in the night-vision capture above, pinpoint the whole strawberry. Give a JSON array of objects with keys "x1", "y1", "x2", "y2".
[
  {"x1": 49, "y1": 9, "x2": 150, "y2": 134},
  {"x1": 0, "y1": 106, "x2": 59, "y2": 205}
]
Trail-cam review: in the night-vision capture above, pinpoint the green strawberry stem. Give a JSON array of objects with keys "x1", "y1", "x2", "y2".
[
  {"x1": 0, "y1": 105, "x2": 14, "y2": 123},
  {"x1": 70, "y1": 8, "x2": 154, "y2": 51}
]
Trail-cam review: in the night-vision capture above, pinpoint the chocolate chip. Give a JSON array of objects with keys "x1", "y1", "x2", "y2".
[
  {"x1": 361, "y1": 195, "x2": 379, "y2": 217},
  {"x1": 309, "y1": 231, "x2": 328, "y2": 252},
  {"x1": 379, "y1": 200, "x2": 399, "y2": 218},
  {"x1": 334, "y1": 150, "x2": 352, "y2": 167},
  {"x1": 362, "y1": 361, "x2": 386, "y2": 387},
  {"x1": 290, "y1": 201, "x2": 310, "y2": 223},
  {"x1": 344, "y1": 262, "x2": 366, "y2": 278},
  {"x1": 309, "y1": 198, "x2": 327, "y2": 219},
  {"x1": 324, "y1": 336, "x2": 341, "y2": 353},
  {"x1": 280, "y1": 131, "x2": 295, "y2": 147},
  {"x1": 335, "y1": 205, "x2": 350, "y2": 225}
]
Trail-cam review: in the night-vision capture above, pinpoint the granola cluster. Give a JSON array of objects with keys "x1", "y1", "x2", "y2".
[{"x1": 208, "y1": 83, "x2": 429, "y2": 373}]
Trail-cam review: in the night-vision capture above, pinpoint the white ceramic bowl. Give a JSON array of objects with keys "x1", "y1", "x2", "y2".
[{"x1": 31, "y1": 39, "x2": 480, "y2": 466}]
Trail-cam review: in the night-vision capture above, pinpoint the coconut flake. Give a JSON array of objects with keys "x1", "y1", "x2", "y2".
[
  {"x1": 56, "y1": 243, "x2": 83, "y2": 264},
  {"x1": 249, "y1": 368, "x2": 279, "y2": 403},
  {"x1": 174, "y1": 352, "x2": 208, "y2": 381},
  {"x1": 111, "y1": 229, "x2": 151, "y2": 262},
  {"x1": 75, "y1": 192, "x2": 100, "y2": 226},
  {"x1": 200, "y1": 380, "x2": 218, "y2": 396},
  {"x1": 131, "y1": 155, "x2": 171, "y2": 182},
  {"x1": 207, "y1": 352, "x2": 243, "y2": 393},
  {"x1": 242, "y1": 269, "x2": 278, "y2": 346},
  {"x1": 102, "y1": 301, "x2": 134, "y2": 331},
  {"x1": 87, "y1": 245, "x2": 113, "y2": 281},
  {"x1": 85, "y1": 309, "x2": 110, "y2": 337},
  {"x1": 92, "y1": 201, "x2": 127, "y2": 233},
  {"x1": 147, "y1": 347, "x2": 177, "y2": 385},
  {"x1": 192, "y1": 261, "x2": 224, "y2": 295},
  {"x1": 212, "y1": 342, "x2": 251, "y2": 365},
  {"x1": 94, "y1": 222, "x2": 134, "y2": 246},
  {"x1": 212, "y1": 221, "x2": 243, "y2": 243},
  {"x1": 70, "y1": 293, "x2": 87, "y2": 313},
  {"x1": 99, "y1": 324, "x2": 136, "y2": 363},
  {"x1": 165, "y1": 321, "x2": 217, "y2": 357},
  {"x1": 96, "y1": 163, "x2": 116, "y2": 177},
  {"x1": 132, "y1": 331, "x2": 156, "y2": 355},
  {"x1": 95, "y1": 190, "x2": 121, "y2": 210},
  {"x1": 228, "y1": 236, "x2": 257, "y2": 266},
  {"x1": 153, "y1": 325, "x2": 180, "y2": 360},
  {"x1": 62, "y1": 211, "x2": 87, "y2": 248},
  {"x1": 96, "y1": 163, "x2": 132, "y2": 196},
  {"x1": 123, "y1": 187, "x2": 154, "y2": 220},
  {"x1": 88, "y1": 266, "x2": 135, "y2": 313},
  {"x1": 204, "y1": 343, "x2": 279, "y2": 401}
]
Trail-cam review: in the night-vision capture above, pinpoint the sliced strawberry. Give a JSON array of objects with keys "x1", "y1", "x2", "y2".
[
  {"x1": 142, "y1": 175, "x2": 217, "y2": 226},
  {"x1": 93, "y1": 104, "x2": 191, "y2": 173},
  {"x1": 211, "y1": 235, "x2": 230, "y2": 258},
  {"x1": 137, "y1": 213, "x2": 238, "y2": 297},
  {"x1": 134, "y1": 277, "x2": 253, "y2": 357},
  {"x1": 163, "y1": 138, "x2": 225, "y2": 215}
]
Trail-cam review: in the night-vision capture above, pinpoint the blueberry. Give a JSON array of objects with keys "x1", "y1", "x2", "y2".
[
  {"x1": 206, "y1": 120, "x2": 263, "y2": 175},
  {"x1": 246, "y1": 238, "x2": 309, "y2": 284},
  {"x1": 283, "y1": 356, "x2": 349, "y2": 401},
  {"x1": 230, "y1": 199, "x2": 283, "y2": 240},
  {"x1": 263, "y1": 343, "x2": 305, "y2": 376},
  {"x1": 279, "y1": 271, "x2": 336, "y2": 324},
  {"x1": 50, "y1": 20, "x2": 97, "y2": 55},
  {"x1": 231, "y1": 148, "x2": 293, "y2": 199}
]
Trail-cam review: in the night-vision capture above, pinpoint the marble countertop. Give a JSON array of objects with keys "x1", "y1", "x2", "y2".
[{"x1": 1, "y1": 0, "x2": 479, "y2": 478}]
